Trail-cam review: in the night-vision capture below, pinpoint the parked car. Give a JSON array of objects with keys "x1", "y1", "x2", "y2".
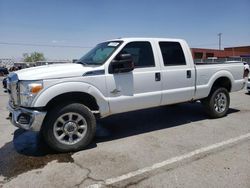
[
  {"x1": 2, "y1": 77, "x2": 7, "y2": 89},
  {"x1": 247, "y1": 76, "x2": 250, "y2": 93},
  {"x1": 243, "y1": 62, "x2": 249, "y2": 78},
  {"x1": 6, "y1": 38, "x2": 245, "y2": 152},
  {"x1": 0, "y1": 67, "x2": 9, "y2": 76}
]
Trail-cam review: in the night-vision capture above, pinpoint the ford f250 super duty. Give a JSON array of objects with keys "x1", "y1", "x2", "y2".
[{"x1": 6, "y1": 38, "x2": 246, "y2": 152}]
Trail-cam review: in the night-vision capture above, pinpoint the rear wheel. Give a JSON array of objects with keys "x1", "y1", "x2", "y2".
[
  {"x1": 42, "y1": 103, "x2": 96, "y2": 152},
  {"x1": 202, "y1": 88, "x2": 230, "y2": 118}
]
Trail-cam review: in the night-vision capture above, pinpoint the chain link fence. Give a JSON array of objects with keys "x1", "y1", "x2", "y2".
[{"x1": 194, "y1": 57, "x2": 250, "y2": 64}]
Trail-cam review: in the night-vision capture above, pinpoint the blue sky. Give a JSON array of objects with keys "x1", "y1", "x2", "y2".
[{"x1": 0, "y1": 0, "x2": 250, "y2": 60}]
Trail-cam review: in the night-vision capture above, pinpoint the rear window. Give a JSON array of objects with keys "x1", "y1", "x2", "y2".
[{"x1": 159, "y1": 42, "x2": 186, "y2": 66}]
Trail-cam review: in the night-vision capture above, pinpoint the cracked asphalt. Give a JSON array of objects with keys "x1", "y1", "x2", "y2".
[{"x1": 0, "y1": 77, "x2": 250, "y2": 188}]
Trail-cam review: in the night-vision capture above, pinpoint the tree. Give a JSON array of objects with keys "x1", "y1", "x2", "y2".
[{"x1": 23, "y1": 52, "x2": 46, "y2": 62}]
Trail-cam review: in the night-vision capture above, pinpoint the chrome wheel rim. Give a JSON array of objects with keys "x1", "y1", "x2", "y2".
[
  {"x1": 53, "y1": 112, "x2": 87, "y2": 145},
  {"x1": 214, "y1": 92, "x2": 227, "y2": 113}
]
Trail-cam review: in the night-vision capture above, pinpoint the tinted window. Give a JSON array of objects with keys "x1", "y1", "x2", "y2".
[
  {"x1": 120, "y1": 42, "x2": 155, "y2": 68},
  {"x1": 78, "y1": 41, "x2": 122, "y2": 65},
  {"x1": 159, "y1": 42, "x2": 186, "y2": 66}
]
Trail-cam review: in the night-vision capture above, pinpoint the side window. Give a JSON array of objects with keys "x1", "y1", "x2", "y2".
[
  {"x1": 120, "y1": 42, "x2": 155, "y2": 68},
  {"x1": 159, "y1": 42, "x2": 186, "y2": 66}
]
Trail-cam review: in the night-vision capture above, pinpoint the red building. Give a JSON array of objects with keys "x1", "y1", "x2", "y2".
[{"x1": 191, "y1": 46, "x2": 250, "y2": 59}]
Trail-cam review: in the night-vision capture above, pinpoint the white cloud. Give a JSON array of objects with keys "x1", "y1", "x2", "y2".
[{"x1": 51, "y1": 40, "x2": 66, "y2": 43}]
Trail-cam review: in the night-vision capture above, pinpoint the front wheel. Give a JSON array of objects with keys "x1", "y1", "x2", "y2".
[
  {"x1": 202, "y1": 88, "x2": 230, "y2": 119},
  {"x1": 42, "y1": 103, "x2": 96, "y2": 152}
]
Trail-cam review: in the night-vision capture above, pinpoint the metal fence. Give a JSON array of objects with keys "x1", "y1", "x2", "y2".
[
  {"x1": 0, "y1": 60, "x2": 72, "y2": 69},
  {"x1": 0, "y1": 59, "x2": 15, "y2": 68},
  {"x1": 194, "y1": 57, "x2": 250, "y2": 64}
]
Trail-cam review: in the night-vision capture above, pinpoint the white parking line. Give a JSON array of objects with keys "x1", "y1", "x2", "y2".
[{"x1": 88, "y1": 133, "x2": 250, "y2": 188}]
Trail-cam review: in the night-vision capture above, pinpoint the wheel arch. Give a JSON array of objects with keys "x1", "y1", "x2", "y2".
[
  {"x1": 45, "y1": 92, "x2": 99, "y2": 111},
  {"x1": 32, "y1": 82, "x2": 110, "y2": 117},
  {"x1": 210, "y1": 76, "x2": 232, "y2": 94},
  {"x1": 207, "y1": 70, "x2": 234, "y2": 96}
]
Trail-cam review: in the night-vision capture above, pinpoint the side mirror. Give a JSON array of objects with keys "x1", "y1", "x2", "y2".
[{"x1": 109, "y1": 54, "x2": 134, "y2": 74}]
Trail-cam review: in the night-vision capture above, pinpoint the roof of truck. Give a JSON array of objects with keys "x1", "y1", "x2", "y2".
[{"x1": 107, "y1": 37, "x2": 186, "y2": 43}]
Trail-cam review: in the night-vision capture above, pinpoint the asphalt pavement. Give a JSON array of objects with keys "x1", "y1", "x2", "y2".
[{"x1": 0, "y1": 77, "x2": 249, "y2": 188}]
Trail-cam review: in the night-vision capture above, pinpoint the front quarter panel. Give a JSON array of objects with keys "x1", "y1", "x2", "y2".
[{"x1": 32, "y1": 79, "x2": 110, "y2": 117}]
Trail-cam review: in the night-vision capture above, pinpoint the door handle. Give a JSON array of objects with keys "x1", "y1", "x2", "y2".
[
  {"x1": 187, "y1": 70, "x2": 191, "y2": 78},
  {"x1": 155, "y1": 72, "x2": 161, "y2": 81},
  {"x1": 110, "y1": 88, "x2": 121, "y2": 94}
]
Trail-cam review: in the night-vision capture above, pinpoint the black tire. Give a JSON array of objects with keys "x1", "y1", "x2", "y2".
[
  {"x1": 41, "y1": 103, "x2": 96, "y2": 152},
  {"x1": 202, "y1": 88, "x2": 230, "y2": 119}
]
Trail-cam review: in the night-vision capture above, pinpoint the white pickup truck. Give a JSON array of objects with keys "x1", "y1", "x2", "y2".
[{"x1": 6, "y1": 38, "x2": 245, "y2": 152}]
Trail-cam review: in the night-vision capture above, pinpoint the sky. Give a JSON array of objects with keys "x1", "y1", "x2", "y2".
[{"x1": 0, "y1": 0, "x2": 250, "y2": 60}]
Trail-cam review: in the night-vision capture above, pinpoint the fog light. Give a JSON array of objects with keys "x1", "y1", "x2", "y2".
[{"x1": 17, "y1": 113, "x2": 31, "y2": 125}]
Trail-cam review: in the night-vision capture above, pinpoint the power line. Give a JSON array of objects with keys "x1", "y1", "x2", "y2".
[
  {"x1": 1, "y1": 41, "x2": 247, "y2": 50},
  {"x1": 191, "y1": 43, "x2": 218, "y2": 47},
  {"x1": 0, "y1": 42, "x2": 93, "y2": 49}
]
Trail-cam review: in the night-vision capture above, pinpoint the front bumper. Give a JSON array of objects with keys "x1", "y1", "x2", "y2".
[{"x1": 7, "y1": 103, "x2": 47, "y2": 132}]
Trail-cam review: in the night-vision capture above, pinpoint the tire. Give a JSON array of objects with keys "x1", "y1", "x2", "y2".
[
  {"x1": 202, "y1": 88, "x2": 230, "y2": 119},
  {"x1": 42, "y1": 103, "x2": 96, "y2": 152}
]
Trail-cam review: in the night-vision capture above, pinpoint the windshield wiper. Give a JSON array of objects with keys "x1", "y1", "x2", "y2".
[{"x1": 76, "y1": 61, "x2": 88, "y2": 66}]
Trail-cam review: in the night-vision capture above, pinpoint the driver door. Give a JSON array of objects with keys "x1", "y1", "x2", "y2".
[{"x1": 106, "y1": 41, "x2": 162, "y2": 114}]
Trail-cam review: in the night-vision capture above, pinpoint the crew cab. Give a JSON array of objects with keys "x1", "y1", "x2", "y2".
[{"x1": 6, "y1": 38, "x2": 245, "y2": 152}]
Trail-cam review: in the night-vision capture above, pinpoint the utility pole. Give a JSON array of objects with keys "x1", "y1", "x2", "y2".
[{"x1": 218, "y1": 33, "x2": 222, "y2": 50}]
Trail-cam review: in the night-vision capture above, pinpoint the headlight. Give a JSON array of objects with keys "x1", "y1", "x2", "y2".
[{"x1": 19, "y1": 80, "x2": 43, "y2": 107}]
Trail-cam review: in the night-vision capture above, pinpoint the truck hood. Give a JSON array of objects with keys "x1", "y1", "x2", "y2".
[{"x1": 15, "y1": 63, "x2": 96, "y2": 80}]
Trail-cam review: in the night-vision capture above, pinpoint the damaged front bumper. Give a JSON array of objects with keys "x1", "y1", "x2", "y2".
[{"x1": 7, "y1": 102, "x2": 47, "y2": 132}]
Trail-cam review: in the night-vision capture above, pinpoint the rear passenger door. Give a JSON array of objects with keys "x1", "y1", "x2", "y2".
[{"x1": 159, "y1": 41, "x2": 195, "y2": 105}]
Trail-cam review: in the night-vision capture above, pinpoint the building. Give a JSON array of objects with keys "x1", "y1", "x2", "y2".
[
  {"x1": 191, "y1": 46, "x2": 250, "y2": 60},
  {"x1": 224, "y1": 46, "x2": 250, "y2": 57}
]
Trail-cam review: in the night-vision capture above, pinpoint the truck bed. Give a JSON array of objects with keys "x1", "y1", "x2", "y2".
[{"x1": 194, "y1": 61, "x2": 244, "y2": 100}]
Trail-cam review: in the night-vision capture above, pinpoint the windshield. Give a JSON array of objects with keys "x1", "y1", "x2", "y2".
[{"x1": 77, "y1": 41, "x2": 122, "y2": 66}]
